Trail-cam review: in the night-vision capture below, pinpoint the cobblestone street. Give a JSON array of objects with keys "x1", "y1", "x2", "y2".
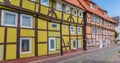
[
  {"x1": 29, "y1": 44, "x2": 120, "y2": 63},
  {"x1": 59, "y1": 44, "x2": 120, "y2": 63}
]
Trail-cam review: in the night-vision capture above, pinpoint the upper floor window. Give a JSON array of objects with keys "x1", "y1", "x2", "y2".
[
  {"x1": 92, "y1": 14, "x2": 96, "y2": 21},
  {"x1": 51, "y1": 23, "x2": 58, "y2": 29},
  {"x1": 20, "y1": 14, "x2": 33, "y2": 28},
  {"x1": 1, "y1": 10, "x2": 18, "y2": 27},
  {"x1": 70, "y1": 26, "x2": 74, "y2": 34},
  {"x1": 90, "y1": 3, "x2": 94, "y2": 9},
  {"x1": 66, "y1": 6, "x2": 70, "y2": 14},
  {"x1": 56, "y1": 2, "x2": 62, "y2": 11},
  {"x1": 20, "y1": 38, "x2": 32, "y2": 54},
  {"x1": 74, "y1": 9, "x2": 77, "y2": 16},
  {"x1": 49, "y1": 38, "x2": 56, "y2": 51},
  {"x1": 77, "y1": 27, "x2": 80, "y2": 34},
  {"x1": 92, "y1": 26, "x2": 95, "y2": 34},
  {"x1": 31, "y1": 0, "x2": 36, "y2": 2},
  {"x1": 41, "y1": 0, "x2": 49, "y2": 6},
  {"x1": 79, "y1": 11, "x2": 83, "y2": 17}
]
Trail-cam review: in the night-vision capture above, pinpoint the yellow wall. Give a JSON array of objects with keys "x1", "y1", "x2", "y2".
[
  {"x1": 9, "y1": 0, "x2": 20, "y2": 6},
  {"x1": 38, "y1": 44, "x2": 47, "y2": 56},
  {"x1": 0, "y1": 27, "x2": 4, "y2": 43},
  {"x1": 7, "y1": 28, "x2": 16, "y2": 42},
  {"x1": 38, "y1": 31, "x2": 47, "y2": 42},
  {"x1": 0, "y1": 45, "x2": 3, "y2": 61}
]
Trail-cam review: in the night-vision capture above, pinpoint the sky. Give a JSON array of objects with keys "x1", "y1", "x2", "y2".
[{"x1": 92, "y1": 0, "x2": 120, "y2": 17}]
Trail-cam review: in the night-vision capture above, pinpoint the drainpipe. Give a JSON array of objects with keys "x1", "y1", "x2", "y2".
[
  {"x1": 83, "y1": 11, "x2": 87, "y2": 51},
  {"x1": 60, "y1": 4, "x2": 64, "y2": 56}
]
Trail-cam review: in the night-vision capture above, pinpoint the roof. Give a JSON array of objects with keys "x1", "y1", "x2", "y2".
[
  {"x1": 65, "y1": 0, "x2": 116, "y2": 23},
  {"x1": 64, "y1": 0, "x2": 85, "y2": 10}
]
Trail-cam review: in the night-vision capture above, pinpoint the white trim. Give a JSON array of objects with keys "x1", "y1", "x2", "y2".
[
  {"x1": 77, "y1": 27, "x2": 80, "y2": 34},
  {"x1": 79, "y1": 11, "x2": 83, "y2": 17},
  {"x1": 51, "y1": 23, "x2": 58, "y2": 29},
  {"x1": 70, "y1": 26, "x2": 74, "y2": 34},
  {"x1": 73, "y1": 40, "x2": 77, "y2": 49},
  {"x1": 66, "y1": 6, "x2": 70, "y2": 14},
  {"x1": 20, "y1": 14, "x2": 33, "y2": 28},
  {"x1": 74, "y1": 9, "x2": 77, "y2": 16},
  {"x1": 41, "y1": 0, "x2": 49, "y2": 6},
  {"x1": 49, "y1": 38, "x2": 56, "y2": 51},
  {"x1": 56, "y1": 2, "x2": 62, "y2": 11},
  {"x1": 20, "y1": 38, "x2": 32, "y2": 54},
  {"x1": 31, "y1": 0, "x2": 36, "y2": 2},
  {"x1": 1, "y1": 10, "x2": 18, "y2": 27}
]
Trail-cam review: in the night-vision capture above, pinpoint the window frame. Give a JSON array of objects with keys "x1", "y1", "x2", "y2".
[
  {"x1": 73, "y1": 40, "x2": 77, "y2": 49},
  {"x1": 20, "y1": 14, "x2": 33, "y2": 28},
  {"x1": 70, "y1": 26, "x2": 74, "y2": 34},
  {"x1": 41, "y1": 0, "x2": 49, "y2": 6},
  {"x1": 49, "y1": 38, "x2": 56, "y2": 51},
  {"x1": 51, "y1": 23, "x2": 58, "y2": 29},
  {"x1": 1, "y1": 10, "x2": 18, "y2": 27},
  {"x1": 20, "y1": 38, "x2": 32, "y2": 54},
  {"x1": 56, "y1": 2, "x2": 62, "y2": 11},
  {"x1": 66, "y1": 6, "x2": 70, "y2": 14},
  {"x1": 77, "y1": 27, "x2": 80, "y2": 34},
  {"x1": 31, "y1": 0, "x2": 36, "y2": 2},
  {"x1": 79, "y1": 11, "x2": 83, "y2": 17},
  {"x1": 74, "y1": 9, "x2": 77, "y2": 16}
]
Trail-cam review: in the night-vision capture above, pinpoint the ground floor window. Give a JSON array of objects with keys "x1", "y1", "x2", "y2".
[
  {"x1": 49, "y1": 38, "x2": 56, "y2": 51},
  {"x1": 20, "y1": 38, "x2": 32, "y2": 54},
  {"x1": 88, "y1": 39, "x2": 94, "y2": 46},
  {"x1": 73, "y1": 40, "x2": 77, "y2": 49}
]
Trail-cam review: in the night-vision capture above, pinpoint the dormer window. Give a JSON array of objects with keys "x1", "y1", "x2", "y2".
[
  {"x1": 66, "y1": 6, "x2": 70, "y2": 14},
  {"x1": 74, "y1": 9, "x2": 77, "y2": 16},
  {"x1": 90, "y1": 3, "x2": 94, "y2": 9},
  {"x1": 56, "y1": 2, "x2": 62, "y2": 11}
]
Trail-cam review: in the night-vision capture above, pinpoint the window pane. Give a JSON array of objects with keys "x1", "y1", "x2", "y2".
[
  {"x1": 52, "y1": 24, "x2": 57, "y2": 28},
  {"x1": 4, "y1": 13, "x2": 16, "y2": 25},
  {"x1": 22, "y1": 39, "x2": 29, "y2": 52},
  {"x1": 50, "y1": 39, "x2": 55, "y2": 49},
  {"x1": 22, "y1": 16, "x2": 31, "y2": 27},
  {"x1": 41, "y1": 0, "x2": 48, "y2": 6},
  {"x1": 73, "y1": 40, "x2": 76, "y2": 48}
]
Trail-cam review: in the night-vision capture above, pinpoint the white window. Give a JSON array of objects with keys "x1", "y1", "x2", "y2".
[
  {"x1": 73, "y1": 40, "x2": 77, "y2": 49},
  {"x1": 66, "y1": 6, "x2": 70, "y2": 14},
  {"x1": 70, "y1": 26, "x2": 74, "y2": 34},
  {"x1": 79, "y1": 11, "x2": 83, "y2": 17},
  {"x1": 41, "y1": 0, "x2": 49, "y2": 6},
  {"x1": 92, "y1": 26, "x2": 95, "y2": 34},
  {"x1": 74, "y1": 9, "x2": 77, "y2": 16},
  {"x1": 1, "y1": 10, "x2": 18, "y2": 27},
  {"x1": 77, "y1": 27, "x2": 80, "y2": 34},
  {"x1": 49, "y1": 38, "x2": 56, "y2": 51},
  {"x1": 20, "y1": 14, "x2": 33, "y2": 28},
  {"x1": 56, "y1": 2, "x2": 62, "y2": 11},
  {"x1": 31, "y1": 0, "x2": 36, "y2": 2},
  {"x1": 51, "y1": 23, "x2": 58, "y2": 29},
  {"x1": 90, "y1": 3, "x2": 94, "y2": 9},
  {"x1": 92, "y1": 14, "x2": 96, "y2": 21},
  {"x1": 20, "y1": 38, "x2": 32, "y2": 54}
]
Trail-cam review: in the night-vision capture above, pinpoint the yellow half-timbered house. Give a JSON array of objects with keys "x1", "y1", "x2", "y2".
[{"x1": 0, "y1": 0, "x2": 85, "y2": 61}]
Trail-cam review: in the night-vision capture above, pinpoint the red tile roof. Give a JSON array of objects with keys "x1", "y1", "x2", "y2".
[{"x1": 65, "y1": 0, "x2": 116, "y2": 23}]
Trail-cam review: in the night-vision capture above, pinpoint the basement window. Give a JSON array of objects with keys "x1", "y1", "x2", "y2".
[
  {"x1": 20, "y1": 14, "x2": 33, "y2": 28},
  {"x1": 20, "y1": 38, "x2": 32, "y2": 54},
  {"x1": 49, "y1": 38, "x2": 56, "y2": 51},
  {"x1": 41, "y1": 0, "x2": 49, "y2": 6},
  {"x1": 1, "y1": 10, "x2": 18, "y2": 27}
]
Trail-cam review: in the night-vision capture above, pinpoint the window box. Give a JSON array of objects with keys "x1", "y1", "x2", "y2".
[
  {"x1": 20, "y1": 14, "x2": 33, "y2": 28},
  {"x1": 20, "y1": 38, "x2": 32, "y2": 54},
  {"x1": 1, "y1": 10, "x2": 18, "y2": 27},
  {"x1": 49, "y1": 38, "x2": 56, "y2": 51}
]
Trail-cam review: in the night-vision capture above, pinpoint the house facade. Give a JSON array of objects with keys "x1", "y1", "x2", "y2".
[
  {"x1": 0, "y1": 0, "x2": 85, "y2": 61},
  {"x1": 79, "y1": 0, "x2": 115, "y2": 49}
]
